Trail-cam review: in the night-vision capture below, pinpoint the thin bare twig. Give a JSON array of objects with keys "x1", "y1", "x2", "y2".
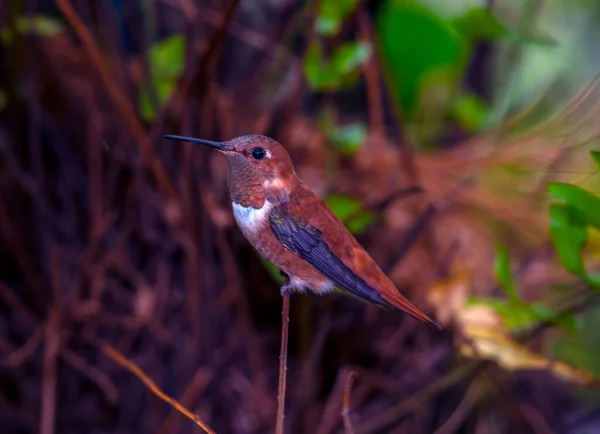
[
  {"x1": 96, "y1": 341, "x2": 216, "y2": 434},
  {"x1": 432, "y1": 379, "x2": 479, "y2": 434},
  {"x1": 40, "y1": 310, "x2": 59, "y2": 434},
  {"x1": 275, "y1": 291, "x2": 291, "y2": 434},
  {"x1": 358, "y1": 8, "x2": 384, "y2": 141},
  {"x1": 342, "y1": 370, "x2": 358, "y2": 434},
  {"x1": 60, "y1": 349, "x2": 119, "y2": 405},
  {"x1": 355, "y1": 361, "x2": 488, "y2": 434},
  {"x1": 53, "y1": 0, "x2": 175, "y2": 201},
  {"x1": 382, "y1": 205, "x2": 437, "y2": 274},
  {"x1": 155, "y1": 367, "x2": 213, "y2": 434},
  {"x1": 1, "y1": 323, "x2": 45, "y2": 367}
]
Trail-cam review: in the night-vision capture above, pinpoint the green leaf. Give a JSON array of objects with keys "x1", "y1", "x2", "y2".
[
  {"x1": 303, "y1": 41, "x2": 371, "y2": 91},
  {"x1": 529, "y1": 302, "x2": 580, "y2": 333},
  {"x1": 470, "y1": 296, "x2": 578, "y2": 332},
  {"x1": 493, "y1": 243, "x2": 519, "y2": 303},
  {"x1": 0, "y1": 15, "x2": 63, "y2": 45},
  {"x1": 548, "y1": 182, "x2": 600, "y2": 229},
  {"x1": 139, "y1": 34, "x2": 185, "y2": 121},
  {"x1": 551, "y1": 305, "x2": 600, "y2": 377},
  {"x1": 375, "y1": 0, "x2": 466, "y2": 120},
  {"x1": 329, "y1": 123, "x2": 366, "y2": 155},
  {"x1": 303, "y1": 40, "x2": 324, "y2": 88},
  {"x1": 319, "y1": 110, "x2": 367, "y2": 156},
  {"x1": 549, "y1": 203, "x2": 588, "y2": 278},
  {"x1": 325, "y1": 194, "x2": 374, "y2": 234},
  {"x1": 148, "y1": 34, "x2": 185, "y2": 78},
  {"x1": 18, "y1": 15, "x2": 63, "y2": 36},
  {"x1": 590, "y1": 151, "x2": 600, "y2": 172},
  {"x1": 452, "y1": 92, "x2": 488, "y2": 131},
  {"x1": 452, "y1": 7, "x2": 506, "y2": 43},
  {"x1": 548, "y1": 183, "x2": 600, "y2": 285},
  {"x1": 482, "y1": 298, "x2": 536, "y2": 330},
  {"x1": 316, "y1": 0, "x2": 361, "y2": 37},
  {"x1": 330, "y1": 42, "x2": 371, "y2": 75}
]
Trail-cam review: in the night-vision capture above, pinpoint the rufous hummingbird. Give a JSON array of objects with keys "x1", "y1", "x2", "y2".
[{"x1": 163, "y1": 134, "x2": 439, "y2": 328}]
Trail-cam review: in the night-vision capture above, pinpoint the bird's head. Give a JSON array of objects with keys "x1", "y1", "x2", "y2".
[{"x1": 163, "y1": 134, "x2": 297, "y2": 205}]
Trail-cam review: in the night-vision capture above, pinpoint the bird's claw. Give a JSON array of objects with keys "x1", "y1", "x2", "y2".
[{"x1": 280, "y1": 283, "x2": 293, "y2": 296}]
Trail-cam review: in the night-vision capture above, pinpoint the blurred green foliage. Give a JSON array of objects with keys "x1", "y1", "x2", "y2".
[
  {"x1": 590, "y1": 150, "x2": 600, "y2": 171},
  {"x1": 325, "y1": 194, "x2": 375, "y2": 234},
  {"x1": 552, "y1": 305, "x2": 600, "y2": 377},
  {"x1": 542, "y1": 153, "x2": 600, "y2": 375},
  {"x1": 318, "y1": 109, "x2": 367, "y2": 156},
  {"x1": 303, "y1": 40, "x2": 371, "y2": 92},
  {"x1": 451, "y1": 7, "x2": 506, "y2": 43},
  {"x1": 477, "y1": 151, "x2": 600, "y2": 368},
  {"x1": 375, "y1": 0, "x2": 466, "y2": 123},
  {"x1": 548, "y1": 182, "x2": 600, "y2": 285},
  {"x1": 315, "y1": 0, "x2": 361, "y2": 37},
  {"x1": 0, "y1": 15, "x2": 63, "y2": 44},
  {"x1": 471, "y1": 242, "x2": 569, "y2": 331},
  {"x1": 374, "y1": 0, "x2": 512, "y2": 147},
  {"x1": 139, "y1": 34, "x2": 185, "y2": 121},
  {"x1": 493, "y1": 242, "x2": 519, "y2": 303}
]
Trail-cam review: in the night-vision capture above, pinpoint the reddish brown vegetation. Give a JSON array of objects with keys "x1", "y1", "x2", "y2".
[{"x1": 1, "y1": 2, "x2": 597, "y2": 433}]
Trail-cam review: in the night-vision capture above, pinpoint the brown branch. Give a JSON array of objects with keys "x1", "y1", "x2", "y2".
[
  {"x1": 275, "y1": 290, "x2": 291, "y2": 434},
  {"x1": 342, "y1": 370, "x2": 358, "y2": 434},
  {"x1": 316, "y1": 367, "x2": 355, "y2": 434},
  {"x1": 0, "y1": 200, "x2": 39, "y2": 288},
  {"x1": 382, "y1": 205, "x2": 437, "y2": 274},
  {"x1": 344, "y1": 186, "x2": 423, "y2": 228},
  {"x1": 60, "y1": 349, "x2": 119, "y2": 405},
  {"x1": 0, "y1": 281, "x2": 37, "y2": 327},
  {"x1": 96, "y1": 341, "x2": 216, "y2": 434},
  {"x1": 1, "y1": 323, "x2": 45, "y2": 367},
  {"x1": 515, "y1": 287, "x2": 600, "y2": 343},
  {"x1": 40, "y1": 310, "x2": 59, "y2": 434},
  {"x1": 432, "y1": 379, "x2": 479, "y2": 434},
  {"x1": 354, "y1": 361, "x2": 488, "y2": 434},
  {"x1": 53, "y1": 0, "x2": 176, "y2": 201},
  {"x1": 358, "y1": 8, "x2": 385, "y2": 141},
  {"x1": 155, "y1": 367, "x2": 213, "y2": 434}
]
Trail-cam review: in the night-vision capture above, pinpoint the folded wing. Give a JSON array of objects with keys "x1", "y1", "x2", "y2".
[{"x1": 268, "y1": 206, "x2": 391, "y2": 307}]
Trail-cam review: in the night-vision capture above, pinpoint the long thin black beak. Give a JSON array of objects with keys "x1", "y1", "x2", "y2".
[{"x1": 162, "y1": 134, "x2": 233, "y2": 151}]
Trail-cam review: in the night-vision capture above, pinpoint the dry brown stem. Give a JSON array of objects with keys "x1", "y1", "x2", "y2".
[
  {"x1": 275, "y1": 290, "x2": 291, "y2": 434},
  {"x1": 96, "y1": 341, "x2": 216, "y2": 434},
  {"x1": 342, "y1": 370, "x2": 358, "y2": 434}
]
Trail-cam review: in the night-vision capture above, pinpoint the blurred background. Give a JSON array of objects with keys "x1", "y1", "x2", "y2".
[{"x1": 2, "y1": 0, "x2": 600, "y2": 433}]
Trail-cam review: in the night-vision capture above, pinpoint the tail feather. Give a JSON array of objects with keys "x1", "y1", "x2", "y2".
[{"x1": 381, "y1": 291, "x2": 441, "y2": 330}]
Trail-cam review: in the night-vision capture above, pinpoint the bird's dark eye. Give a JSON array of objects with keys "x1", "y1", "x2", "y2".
[{"x1": 251, "y1": 147, "x2": 267, "y2": 160}]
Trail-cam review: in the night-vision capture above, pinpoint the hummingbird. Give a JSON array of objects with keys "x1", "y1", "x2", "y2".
[{"x1": 163, "y1": 134, "x2": 439, "y2": 328}]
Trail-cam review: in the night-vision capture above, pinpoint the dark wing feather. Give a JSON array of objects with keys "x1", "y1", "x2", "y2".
[{"x1": 269, "y1": 207, "x2": 390, "y2": 307}]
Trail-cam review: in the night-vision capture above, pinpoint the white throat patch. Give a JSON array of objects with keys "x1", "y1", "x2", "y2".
[{"x1": 232, "y1": 201, "x2": 273, "y2": 233}]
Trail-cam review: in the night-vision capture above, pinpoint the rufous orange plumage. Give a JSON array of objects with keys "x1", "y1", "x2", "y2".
[{"x1": 164, "y1": 134, "x2": 439, "y2": 328}]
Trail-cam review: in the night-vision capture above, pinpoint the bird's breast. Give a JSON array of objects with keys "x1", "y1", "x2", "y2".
[{"x1": 231, "y1": 200, "x2": 335, "y2": 294}]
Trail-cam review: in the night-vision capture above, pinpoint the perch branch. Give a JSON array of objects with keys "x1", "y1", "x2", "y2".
[{"x1": 275, "y1": 290, "x2": 291, "y2": 434}]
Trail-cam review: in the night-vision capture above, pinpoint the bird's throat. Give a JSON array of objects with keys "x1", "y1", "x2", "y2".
[
  {"x1": 227, "y1": 155, "x2": 266, "y2": 208},
  {"x1": 226, "y1": 154, "x2": 290, "y2": 208}
]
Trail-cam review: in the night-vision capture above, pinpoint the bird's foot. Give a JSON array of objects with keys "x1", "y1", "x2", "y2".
[
  {"x1": 280, "y1": 283, "x2": 292, "y2": 296},
  {"x1": 279, "y1": 270, "x2": 291, "y2": 296}
]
